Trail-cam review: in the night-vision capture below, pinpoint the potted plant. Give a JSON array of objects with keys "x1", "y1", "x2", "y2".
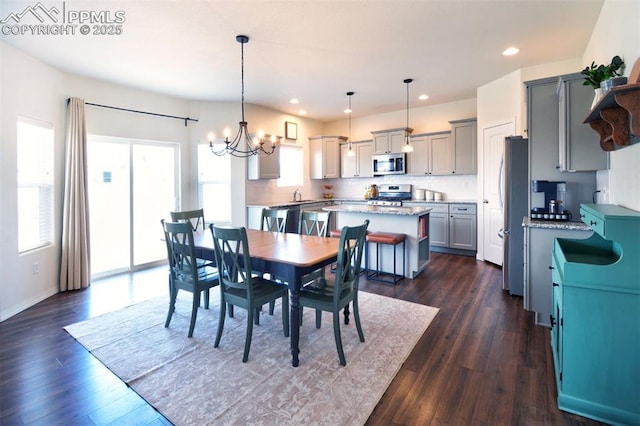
[
  {"x1": 582, "y1": 55, "x2": 627, "y2": 87},
  {"x1": 581, "y1": 55, "x2": 626, "y2": 107}
]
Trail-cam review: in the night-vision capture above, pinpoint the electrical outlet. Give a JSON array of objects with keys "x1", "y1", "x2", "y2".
[{"x1": 32, "y1": 262, "x2": 39, "y2": 274}]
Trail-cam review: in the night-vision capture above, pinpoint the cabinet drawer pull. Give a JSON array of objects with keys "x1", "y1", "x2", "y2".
[
  {"x1": 549, "y1": 266, "x2": 554, "y2": 270},
  {"x1": 552, "y1": 282, "x2": 559, "y2": 287},
  {"x1": 590, "y1": 220, "x2": 597, "y2": 226},
  {"x1": 550, "y1": 315, "x2": 556, "y2": 327}
]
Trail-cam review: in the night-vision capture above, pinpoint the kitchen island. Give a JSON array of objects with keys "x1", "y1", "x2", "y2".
[{"x1": 324, "y1": 204, "x2": 431, "y2": 279}]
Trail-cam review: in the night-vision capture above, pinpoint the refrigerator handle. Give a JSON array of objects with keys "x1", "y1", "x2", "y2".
[{"x1": 498, "y1": 153, "x2": 504, "y2": 214}]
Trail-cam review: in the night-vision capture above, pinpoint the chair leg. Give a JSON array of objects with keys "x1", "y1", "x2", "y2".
[
  {"x1": 269, "y1": 301, "x2": 275, "y2": 315},
  {"x1": 353, "y1": 296, "x2": 365, "y2": 343},
  {"x1": 243, "y1": 308, "x2": 254, "y2": 363},
  {"x1": 282, "y1": 292, "x2": 289, "y2": 338},
  {"x1": 214, "y1": 301, "x2": 226, "y2": 348},
  {"x1": 203, "y1": 289, "x2": 210, "y2": 310},
  {"x1": 229, "y1": 304, "x2": 234, "y2": 318},
  {"x1": 315, "y1": 310, "x2": 322, "y2": 329},
  {"x1": 254, "y1": 308, "x2": 260, "y2": 325},
  {"x1": 188, "y1": 291, "x2": 199, "y2": 337},
  {"x1": 343, "y1": 304, "x2": 350, "y2": 325},
  {"x1": 164, "y1": 285, "x2": 177, "y2": 328},
  {"x1": 333, "y1": 312, "x2": 346, "y2": 366}
]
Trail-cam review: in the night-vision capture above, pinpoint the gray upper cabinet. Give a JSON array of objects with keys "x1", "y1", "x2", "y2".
[
  {"x1": 340, "y1": 140, "x2": 373, "y2": 178},
  {"x1": 449, "y1": 118, "x2": 477, "y2": 174},
  {"x1": 371, "y1": 128, "x2": 411, "y2": 154},
  {"x1": 309, "y1": 136, "x2": 346, "y2": 179},
  {"x1": 526, "y1": 75, "x2": 598, "y2": 215},
  {"x1": 247, "y1": 138, "x2": 281, "y2": 180},
  {"x1": 407, "y1": 131, "x2": 451, "y2": 175},
  {"x1": 556, "y1": 73, "x2": 608, "y2": 171}
]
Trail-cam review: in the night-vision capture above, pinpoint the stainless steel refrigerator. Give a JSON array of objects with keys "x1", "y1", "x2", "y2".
[{"x1": 501, "y1": 136, "x2": 528, "y2": 296}]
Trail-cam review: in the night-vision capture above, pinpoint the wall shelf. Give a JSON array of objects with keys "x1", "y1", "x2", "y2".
[{"x1": 583, "y1": 83, "x2": 640, "y2": 151}]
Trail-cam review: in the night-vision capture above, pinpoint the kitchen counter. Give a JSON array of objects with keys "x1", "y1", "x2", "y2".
[
  {"x1": 404, "y1": 199, "x2": 477, "y2": 205},
  {"x1": 246, "y1": 199, "x2": 333, "y2": 209},
  {"x1": 325, "y1": 205, "x2": 431, "y2": 279},
  {"x1": 522, "y1": 216, "x2": 591, "y2": 231},
  {"x1": 324, "y1": 204, "x2": 431, "y2": 216}
]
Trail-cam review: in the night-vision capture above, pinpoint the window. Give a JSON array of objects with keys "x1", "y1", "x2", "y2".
[
  {"x1": 17, "y1": 117, "x2": 54, "y2": 253},
  {"x1": 277, "y1": 145, "x2": 303, "y2": 187},
  {"x1": 198, "y1": 144, "x2": 231, "y2": 223}
]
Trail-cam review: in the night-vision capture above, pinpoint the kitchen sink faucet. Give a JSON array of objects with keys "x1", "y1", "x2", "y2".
[{"x1": 293, "y1": 189, "x2": 302, "y2": 202}]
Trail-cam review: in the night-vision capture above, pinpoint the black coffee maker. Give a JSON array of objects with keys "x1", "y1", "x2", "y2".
[{"x1": 531, "y1": 180, "x2": 570, "y2": 220}]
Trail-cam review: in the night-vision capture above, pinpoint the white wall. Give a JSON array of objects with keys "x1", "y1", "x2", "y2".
[
  {"x1": 1, "y1": 42, "x2": 65, "y2": 321},
  {"x1": 583, "y1": 0, "x2": 640, "y2": 211},
  {"x1": 0, "y1": 43, "x2": 193, "y2": 320}
]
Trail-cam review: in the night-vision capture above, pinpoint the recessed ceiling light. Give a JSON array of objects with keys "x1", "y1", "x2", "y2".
[
  {"x1": 344, "y1": 108, "x2": 352, "y2": 114},
  {"x1": 418, "y1": 94, "x2": 429, "y2": 100},
  {"x1": 298, "y1": 109, "x2": 306, "y2": 115},
  {"x1": 503, "y1": 47, "x2": 519, "y2": 56},
  {"x1": 289, "y1": 98, "x2": 299, "y2": 104}
]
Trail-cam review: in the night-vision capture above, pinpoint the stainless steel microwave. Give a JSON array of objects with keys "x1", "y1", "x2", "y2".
[{"x1": 373, "y1": 153, "x2": 406, "y2": 176}]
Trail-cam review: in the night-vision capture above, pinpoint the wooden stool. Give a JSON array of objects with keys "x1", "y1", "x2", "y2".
[{"x1": 365, "y1": 232, "x2": 406, "y2": 285}]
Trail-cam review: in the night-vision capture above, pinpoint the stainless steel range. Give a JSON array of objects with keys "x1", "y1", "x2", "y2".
[{"x1": 367, "y1": 184, "x2": 412, "y2": 206}]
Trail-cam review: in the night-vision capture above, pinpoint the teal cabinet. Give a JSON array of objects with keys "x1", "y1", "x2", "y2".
[{"x1": 551, "y1": 203, "x2": 640, "y2": 425}]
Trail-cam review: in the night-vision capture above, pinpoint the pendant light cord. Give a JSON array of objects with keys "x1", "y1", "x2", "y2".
[{"x1": 240, "y1": 37, "x2": 246, "y2": 123}]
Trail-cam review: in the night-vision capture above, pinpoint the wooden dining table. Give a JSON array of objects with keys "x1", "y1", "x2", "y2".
[{"x1": 193, "y1": 228, "x2": 341, "y2": 367}]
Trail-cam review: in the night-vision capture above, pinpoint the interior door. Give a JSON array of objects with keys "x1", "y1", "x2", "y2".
[{"x1": 482, "y1": 120, "x2": 515, "y2": 266}]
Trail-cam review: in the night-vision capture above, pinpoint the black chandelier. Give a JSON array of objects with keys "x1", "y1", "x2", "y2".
[{"x1": 210, "y1": 35, "x2": 277, "y2": 158}]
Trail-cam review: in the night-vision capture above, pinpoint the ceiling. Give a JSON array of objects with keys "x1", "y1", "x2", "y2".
[{"x1": 0, "y1": 0, "x2": 605, "y2": 122}]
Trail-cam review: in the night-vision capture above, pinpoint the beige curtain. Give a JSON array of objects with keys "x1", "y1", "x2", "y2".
[{"x1": 60, "y1": 97, "x2": 91, "y2": 291}]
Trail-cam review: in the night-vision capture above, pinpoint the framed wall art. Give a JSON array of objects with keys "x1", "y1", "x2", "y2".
[{"x1": 285, "y1": 121, "x2": 297, "y2": 140}]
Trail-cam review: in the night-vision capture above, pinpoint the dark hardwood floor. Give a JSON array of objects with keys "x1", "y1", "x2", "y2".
[{"x1": 0, "y1": 253, "x2": 603, "y2": 425}]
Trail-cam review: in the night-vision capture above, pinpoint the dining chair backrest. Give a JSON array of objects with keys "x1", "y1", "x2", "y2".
[
  {"x1": 260, "y1": 208, "x2": 289, "y2": 233},
  {"x1": 161, "y1": 220, "x2": 199, "y2": 283},
  {"x1": 298, "y1": 210, "x2": 332, "y2": 237},
  {"x1": 171, "y1": 208, "x2": 206, "y2": 232},
  {"x1": 333, "y1": 220, "x2": 369, "y2": 301},
  {"x1": 210, "y1": 225, "x2": 254, "y2": 297}
]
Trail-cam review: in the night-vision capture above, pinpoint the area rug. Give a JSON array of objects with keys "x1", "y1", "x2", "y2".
[{"x1": 64, "y1": 290, "x2": 439, "y2": 425}]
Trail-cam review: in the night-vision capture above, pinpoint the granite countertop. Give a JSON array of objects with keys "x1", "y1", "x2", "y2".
[
  {"x1": 403, "y1": 199, "x2": 477, "y2": 205},
  {"x1": 247, "y1": 199, "x2": 332, "y2": 208},
  {"x1": 248, "y1": 198, "x2": 476, "y2": 209},
  {"x1": 323, "y1": 204, "x2": 431, "y2": 216},
  {"x1": 522, "y1": 216, "x2": 592, "y2": 231}
]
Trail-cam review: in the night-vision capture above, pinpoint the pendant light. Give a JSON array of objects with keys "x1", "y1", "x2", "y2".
[
  {"x1": 346, "y1": 91, "x2": 355, "y2": 156},
  {"x1": 402, "y1": 78, "x2": 414, "y2": 153},
  {"x1": 209, "y1": 35, "x2": 277, "y2": 158}
]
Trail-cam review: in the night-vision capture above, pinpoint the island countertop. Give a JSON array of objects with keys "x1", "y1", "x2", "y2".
[{"x1": 323, "y1": 204, "x2": 431, "y2": 216}]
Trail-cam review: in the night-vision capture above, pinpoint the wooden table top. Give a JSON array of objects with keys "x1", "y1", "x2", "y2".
[{"x1": 194, "y1": 228, "x2": 340, "y2": 268}]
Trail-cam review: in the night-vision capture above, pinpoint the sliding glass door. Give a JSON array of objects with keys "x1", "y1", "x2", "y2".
[{"x1": 88, "y1": 136, "x2": 179, "y2": 278}]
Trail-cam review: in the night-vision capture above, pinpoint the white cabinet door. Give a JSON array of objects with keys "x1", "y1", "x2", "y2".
[
  {"x1": 451, "y1": 119, "x2": 477, "y2": 174},
  {"x1": 429, "y1": 133, "x2": 452, "y2": 175},
  {"x1": 323, "y1": 138, "x2": 340, "y2": 179},
  {"x1": 408, "y1": 135, "x2": 429, "y2": 175},
  {"x1": 357, "y1": 142, "x2": 374, "y2": 177}
]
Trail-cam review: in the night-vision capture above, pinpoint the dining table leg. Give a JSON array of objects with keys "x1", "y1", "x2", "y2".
[{"x1": 289, "y1": 273, "x2": 301, "y2": 367}]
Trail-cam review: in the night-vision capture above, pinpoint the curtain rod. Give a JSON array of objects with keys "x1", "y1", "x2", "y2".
[{"x1": 66, "y1": 98, "x2": 198, "y2": 127}]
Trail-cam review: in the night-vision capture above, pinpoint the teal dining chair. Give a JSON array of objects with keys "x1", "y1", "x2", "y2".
[
  {"x1": 260, "y1": 208, "x2": 289, "y2": 233},
  {"x1": 210, "y1": 224, "x2": 290, "y2": 363},
  {"x1": 171, "y1": 208, "x2": 214, "y2": 269},
  {"x1": 298, "y1": 220, "x2": 369, "y2": 366},
  {"x1": 298, "y1": 210, "x2": 333, "y2": 284},
  {"x1": 161, "y1": 219, "x2": 219, "y2": 337}
]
